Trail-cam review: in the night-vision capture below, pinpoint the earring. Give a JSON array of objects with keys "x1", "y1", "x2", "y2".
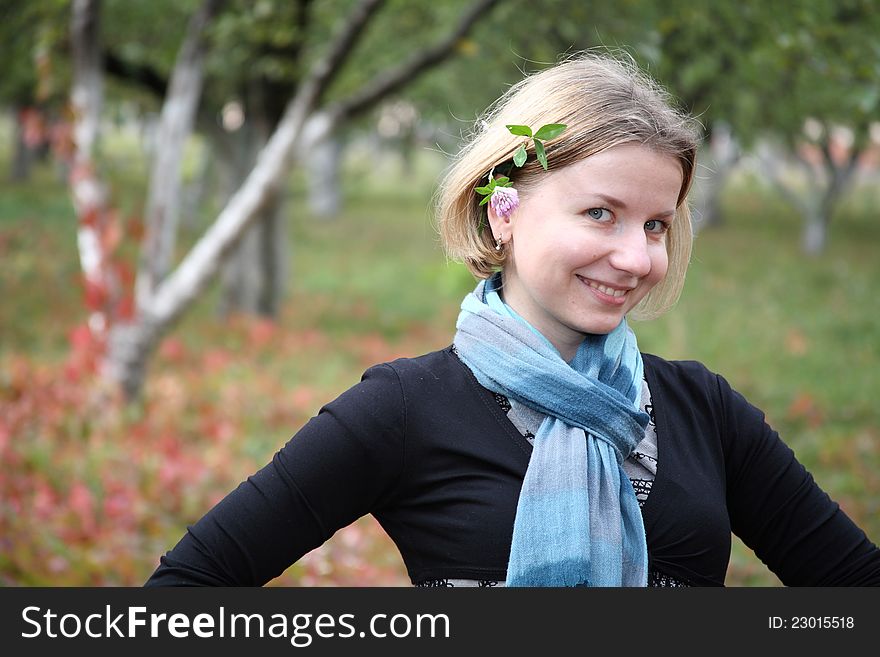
[{"x1": 495, "y1": 236, "x2": 503, "y2": 251}]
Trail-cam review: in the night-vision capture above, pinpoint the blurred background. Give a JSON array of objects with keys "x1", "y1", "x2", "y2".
[{"x1": 1, "y1": 0, "x2": 878, "y2": 586}]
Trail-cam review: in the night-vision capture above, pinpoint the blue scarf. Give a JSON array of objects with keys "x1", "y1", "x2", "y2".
[{"x1": 453, "y1": 275, "x2": 649, "y2": 586}]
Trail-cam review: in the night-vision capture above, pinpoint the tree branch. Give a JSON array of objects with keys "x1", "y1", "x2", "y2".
[
  {"x1": 308, "y1": 0, "x2": 386, "y2": 105},
  {"x1": 329, "y1": 0, "x2": 501, "y2": 124}
]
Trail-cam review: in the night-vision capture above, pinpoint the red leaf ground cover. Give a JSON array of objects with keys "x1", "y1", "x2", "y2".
[{"x1": 0, "y1": 312, "x2": 439, "y2": 586}]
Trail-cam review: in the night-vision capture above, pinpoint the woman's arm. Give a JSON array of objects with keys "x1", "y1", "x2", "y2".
[{"x1": 720, "y1": 374, "x2": 880, "y2": 586}]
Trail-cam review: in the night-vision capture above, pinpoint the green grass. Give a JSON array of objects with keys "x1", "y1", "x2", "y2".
[{"x1": 1, "y1": 129, "x2": 878, "y2": 586}]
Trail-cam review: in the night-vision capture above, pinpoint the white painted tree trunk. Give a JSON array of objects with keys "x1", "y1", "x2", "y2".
[
  {"x1": 70, "y1": 0, "x2": 112, "y2": 338},
  {"x1": 135, "y1": 0, "x2": 220, "y2": 309},
  {"x1": 802, "y1": 210, "x2": 828, "y2": 255},
  {"x1": 306, "y1": 134, "x2": 343, "y2": 218},
  {"x1": 691, "y1": 122, "x2": 739, "y2": 234}
]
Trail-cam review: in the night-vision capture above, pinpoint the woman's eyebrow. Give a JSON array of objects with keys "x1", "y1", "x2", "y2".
[{"x1": 590, "y1": 193, "x2": 676, "y2": 218}]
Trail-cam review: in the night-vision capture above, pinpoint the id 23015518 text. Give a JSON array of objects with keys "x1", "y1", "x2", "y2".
[{"x1": 768, "y1": 616, "x2": 854, "y2": 630}]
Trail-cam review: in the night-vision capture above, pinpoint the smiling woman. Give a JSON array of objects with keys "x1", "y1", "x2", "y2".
[{"x1": 145, "y1": 51, "x2": 880, "y2": 588}]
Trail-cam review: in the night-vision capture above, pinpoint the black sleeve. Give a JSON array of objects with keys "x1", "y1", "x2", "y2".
[
  {"x1": 144, "y1": 364, "x2": 406, "y2": 586},
  {"x1": 720, "y1": 373, "x2": 880, "y2": 586}
]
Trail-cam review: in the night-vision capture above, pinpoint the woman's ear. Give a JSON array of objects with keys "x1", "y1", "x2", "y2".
[{"x1": 486, "y1": 202, "x2": 514, "y2": 245}]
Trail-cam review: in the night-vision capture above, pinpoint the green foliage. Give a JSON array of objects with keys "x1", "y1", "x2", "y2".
[
  {"x1": 639, "y1": 0, "x2": 880, "y2": 148},
  {"x1": 103, "y1": 0, "x2": 198, "y2": 73},
  {"x1": 372, "y1": 0, "x2": 619, "y2": 135},
  {"x1": 475, "y1": 174, "x2": 512, "y2": 206},
  {"x1": 505, "y1": 122, "x2": 567, "y2": 169},
  {"x1": 393, "y1": 0, "x2": 877, "y2": 157},
  {"x1": 0, "y1": 0, "x2": 70, "y2": 106},
  {"x1": 533, "y1": 139, "x2": 547, "y2": 169},
  {"x1": 206, "y1": 0, "x2": 313, "y2": 97},
  {"x1": 9, "y1": 1, "x2": 877, "y2": 154},
  {"x1": 533, "y1": 123, "x2": 566, "y2": 141},
  {"x1": 506, "y1": 124, "x2": 533, "y2": 137}
]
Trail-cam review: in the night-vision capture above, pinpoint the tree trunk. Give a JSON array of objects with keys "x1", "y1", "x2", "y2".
[
  {"x1": 211, "y1": 128, "x2": 242, "y2": 316},
  {"x1": 801, "y1": 208, "x2": 828, "y2": 255},
  {"x1": 181, "y1": 137, "x2": 216, "y2": 231},
  {"x1": 306, "y1": 134, "x2": 342, "y2": 218},
  {"x1": 757, "y1": 141, "x2": 826, "y2": 254},
  {"x1": 10, "y1": 106, "x2": 33, "y2": 181},
  {"x1": 218, "y1": 190, "x2": 288, "y2": 317},
  {"x1": 691, "y1": 122, "x2": 738, "y2": 234},
  {"x1": 70, "y1": 0, "x2": 117, "y2": 339},
  {"x1": 214, "y1": 57, "x2": 282, "y2": 318},
  {"x1": 215, "y1": 108, "x2": 290, "y2": 319},
  {"x1": 104, "y1": 317, "x2": 161, "y2": 401},
  {"x1": 257, "y1": 195, "x2": 287, "y2": 316},
  {"x1": 135, "y1": 0, "x2": 223, "y2": 309},
  {"x1": 801, "y1": 137, "x2": 860, "y2": 255}
]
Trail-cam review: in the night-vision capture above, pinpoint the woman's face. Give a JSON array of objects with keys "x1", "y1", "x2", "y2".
[{"x1": 488, "y1": 142, "x2": 683, "y2": 360}]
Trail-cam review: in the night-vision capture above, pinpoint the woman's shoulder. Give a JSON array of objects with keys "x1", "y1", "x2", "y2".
[
  {"x1": 642, "y1": 352, "x2": 720, "y2": 386},
  {"x1": 370, "y1": 345, "x2": 466, "y2": 383},
  {"x1": 641, "y1": 352, "x2": 744, "y2": 415},
  {"x1": 641, "y1": 352, "x2": 762, "y2": 426},
  {"x1": 310, "y1": 348, "x2": 468, "y2": 439},
  {"x1": 360, "y1": 346, "x2": 487, "y2": 413}
]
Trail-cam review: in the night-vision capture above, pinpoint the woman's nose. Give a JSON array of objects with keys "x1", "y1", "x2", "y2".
[{"x1": 608, "y1": 227, "x2": 652, "y2": 277}]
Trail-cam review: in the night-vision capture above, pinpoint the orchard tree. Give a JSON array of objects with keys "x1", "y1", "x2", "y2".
[
  {"x1": 746, "y1": 0, "x2": 880, "y2": 254},
  {"x1": 66, "y1": 0, "x2": 504, "y2": 400}
]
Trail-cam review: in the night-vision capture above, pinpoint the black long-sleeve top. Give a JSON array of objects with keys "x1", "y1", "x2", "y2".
[{"x1": 145, "y1": 347, "x2": 880, "y2": 586}]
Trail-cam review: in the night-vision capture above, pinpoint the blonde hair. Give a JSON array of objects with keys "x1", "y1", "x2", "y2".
[{"x1": 436, "y1": 51, "x2": 701, "y2": 320}]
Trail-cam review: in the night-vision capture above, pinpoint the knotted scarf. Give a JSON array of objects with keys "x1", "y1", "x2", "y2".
[{"x1": 453, "y1": 275, "x2": 650, "y2": 586}]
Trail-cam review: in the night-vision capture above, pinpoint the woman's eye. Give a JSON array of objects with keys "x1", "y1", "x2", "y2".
[
  {"x1": 645, "y1": 219, "x2": 670, "y2": 234},
  {"x1": 586, "y1": 207, "x2": 610, "y2": 221}
]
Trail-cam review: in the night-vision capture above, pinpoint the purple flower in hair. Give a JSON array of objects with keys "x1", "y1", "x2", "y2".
[
  {"x1": 474, "y1": 122, "x2": 567, "y2": 219},
  {"x1": 489, "y1": 185, "x2": 519, "y2": 219}
]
